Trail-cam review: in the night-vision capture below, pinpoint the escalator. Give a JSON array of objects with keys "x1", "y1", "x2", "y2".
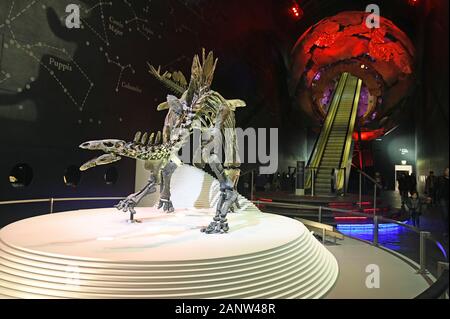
[{"x1": 306, "y1": 72, "x2": 362, "y2": 195}]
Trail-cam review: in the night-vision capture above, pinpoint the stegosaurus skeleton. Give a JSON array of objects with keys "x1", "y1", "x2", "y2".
[{"x1": 79, "y1": 49, "x2": 246, "y2": 234}]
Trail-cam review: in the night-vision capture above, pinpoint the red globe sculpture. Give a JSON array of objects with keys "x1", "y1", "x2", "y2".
[{"x1": 290, "y1": 11, "x2": 415, "y2": 128}]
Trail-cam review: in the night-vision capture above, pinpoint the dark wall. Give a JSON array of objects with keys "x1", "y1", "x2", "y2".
[
  {"x1": 415, "y1": 0, "x2": 449, "y2": 188},
  {"x1": 0, "y1": 0, "x2": 294, "y2": 226}
]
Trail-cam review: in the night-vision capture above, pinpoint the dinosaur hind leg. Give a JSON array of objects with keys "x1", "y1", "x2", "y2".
[
  {"x1": 201, "y1": 155, "x2": 239, "y2": 234},
  {"x1": 157, "y1": 161, "x2": 178, "y2": 213}
]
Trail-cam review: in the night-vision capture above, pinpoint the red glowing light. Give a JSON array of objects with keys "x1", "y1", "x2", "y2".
[
  {"x1": 352, "y1": 128, "x2": 386, "y2": 141},
  {"x1": 363, "y1": 208, "x2": 381, "y2": 213},
  {"x1": 334, "y1": 217, "x2": 368, "y2": 220},
  {"x1": 408, "y1": 0, "x2": 419, "y2": 6},
  {"x1": 289, "y1": 1, "x2": 303, "y2": 19},
  {"x1": 257, "y1": 197, "x2": 273, "y2": 202}
]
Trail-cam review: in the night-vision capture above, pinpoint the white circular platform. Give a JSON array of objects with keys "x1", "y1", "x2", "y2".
[{"x1": 0, "y1": 165, "x2": 338, "y2": 299}]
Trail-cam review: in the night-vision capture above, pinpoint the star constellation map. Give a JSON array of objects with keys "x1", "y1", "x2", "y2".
[{"x1": 0, "y1": 0, "x2": 201, "y2": 126}]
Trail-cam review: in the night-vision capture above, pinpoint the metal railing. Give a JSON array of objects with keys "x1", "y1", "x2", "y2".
[
  {"x1": 253, "y1": 199, "x2": 449, "y2": 298},
  {"x1": 351, "y1": 163, "x2": 383, "y2": 212},
  {"x1": 306, "y1": 166, "x2": 347, "y2": 197},
  {"x1": 0, "y1": 197, "x2": 125, "y2": 213}
]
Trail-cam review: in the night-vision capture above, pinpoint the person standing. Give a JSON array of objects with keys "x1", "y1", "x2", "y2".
[
  {"x1": 437, "y1": 168, "x2": 449, "y2": 238},
  {"x1": 398, "y1": 173, "x2": 409, "y2": 207},
  {"x1": 405, "y1": 191, "x2": 424, "y2": 228},
  {"x1": 425, "y1": 171, "x2": 437, "y2": 206}
]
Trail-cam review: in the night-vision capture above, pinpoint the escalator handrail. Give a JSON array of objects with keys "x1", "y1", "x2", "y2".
[
  {"x1": 337, "y1": 77, "x2": 362, "y2": 190},
  {"x1": 310, "y1": 73, "x2": 347, "y2": 168},
  {"x1": 305, "y1": 73, "x2": 349, "y2": 188}
]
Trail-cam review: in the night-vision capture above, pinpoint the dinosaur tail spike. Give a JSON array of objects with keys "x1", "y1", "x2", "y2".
[
  {"x1": 134, "y1": 131, "x2": 142, "y2": 143},
  {"x1": 202, "y1": 48, "x2": 206, "y2": 65},
  {"x1": 141, "y1": 132, "x2": 148, "y2": 145},
  {"x1": 148, "y1": 132, "x2": 155, "y2": 145},
  {"x1": 155, "y1": 131, "x2": 162, "y2": 145}
]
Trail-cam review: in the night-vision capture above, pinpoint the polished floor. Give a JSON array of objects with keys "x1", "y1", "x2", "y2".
[{"x1": 325, "y1": 236, "x2": 434, "y2": 299}]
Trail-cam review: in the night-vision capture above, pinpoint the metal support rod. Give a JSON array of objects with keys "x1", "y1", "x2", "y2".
[
  {"x1": 343, "y1": 167, "x2": 346, "y2": 196},
  {"x1": 322, "y1": 228, "x2": 326, "y2": 245},
  {"x1": 373, "y1": 184, "x2": 377, "y2": 214},
  {"x1": 250, "y1": 170, "x2": 254, "y2": 201},
  {"x1": 437, "y1": 262, "x2": 449, "y2": 276},
  {"x1": 418, "y1": 231, "x2": 431, "y2": 274},
  {"x1": 311, "y1": 169, "x2": 315, "y2": 197},
  {"x1": 437, "y1": 262, "x2": 449, "y2": 299},
  {"x1": 318, "y1": 206, "x2": 322, "y2": 223},
  {"x1": 49, "y1": 198, "x2": 54, "y2": 214},
  {"x1": 127, "y1": 212, "x2": 141, "y2": 224},
  {"x1": 373, "y1": 215, "x2": 379, "y2": 246},
  {"x1": 294, "y1": 172, "x2": 297, "y2": 195},
  {"x1": 359, "y1": 171, "x2": 362, "y2": 208}
]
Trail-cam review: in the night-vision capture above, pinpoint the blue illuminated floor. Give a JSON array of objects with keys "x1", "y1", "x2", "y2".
[
  {"x1": 336, "y1": 222, "x2": 413, "y2": 251},
  {"x1": 336, "y1": 207, "x2": 449, "y2": 277},
  {"x1": 336, "y1": 224, "x2": 409, "y2": 250}
]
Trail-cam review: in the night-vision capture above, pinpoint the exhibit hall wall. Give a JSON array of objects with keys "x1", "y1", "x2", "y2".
[
  {"x1": 0, "y1": 0, "x2": 294, "y2": 227},
  {"x1": 414, "y1": 0, "x2": 449, "y2": 189}
]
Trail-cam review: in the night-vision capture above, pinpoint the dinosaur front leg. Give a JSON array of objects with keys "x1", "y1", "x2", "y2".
[
  {"x1": 201, "y1": 154, "x2": 240, "y2": 234},
  {"x1": 115, "y1": 173, "x2": 157, "y2": 222},
  {"x1": 157, "y1": 161, "x2": 178, "y2": 213}
]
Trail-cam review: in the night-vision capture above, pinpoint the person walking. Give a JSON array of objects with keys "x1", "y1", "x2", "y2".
[
  {"x1": 425, "y1": 171, "x2": 438, "y2": 206},
  {"x1": 437, "y1": 168, "x2": 449, "y2": 238}
]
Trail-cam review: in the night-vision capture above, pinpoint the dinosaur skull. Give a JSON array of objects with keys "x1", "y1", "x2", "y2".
[
  {"x1": 79, "y1": 139, "x2": 126, "y2": 152},
  {"x1": 79, "y1": 139, "x2": 125, "y2": 171}
]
